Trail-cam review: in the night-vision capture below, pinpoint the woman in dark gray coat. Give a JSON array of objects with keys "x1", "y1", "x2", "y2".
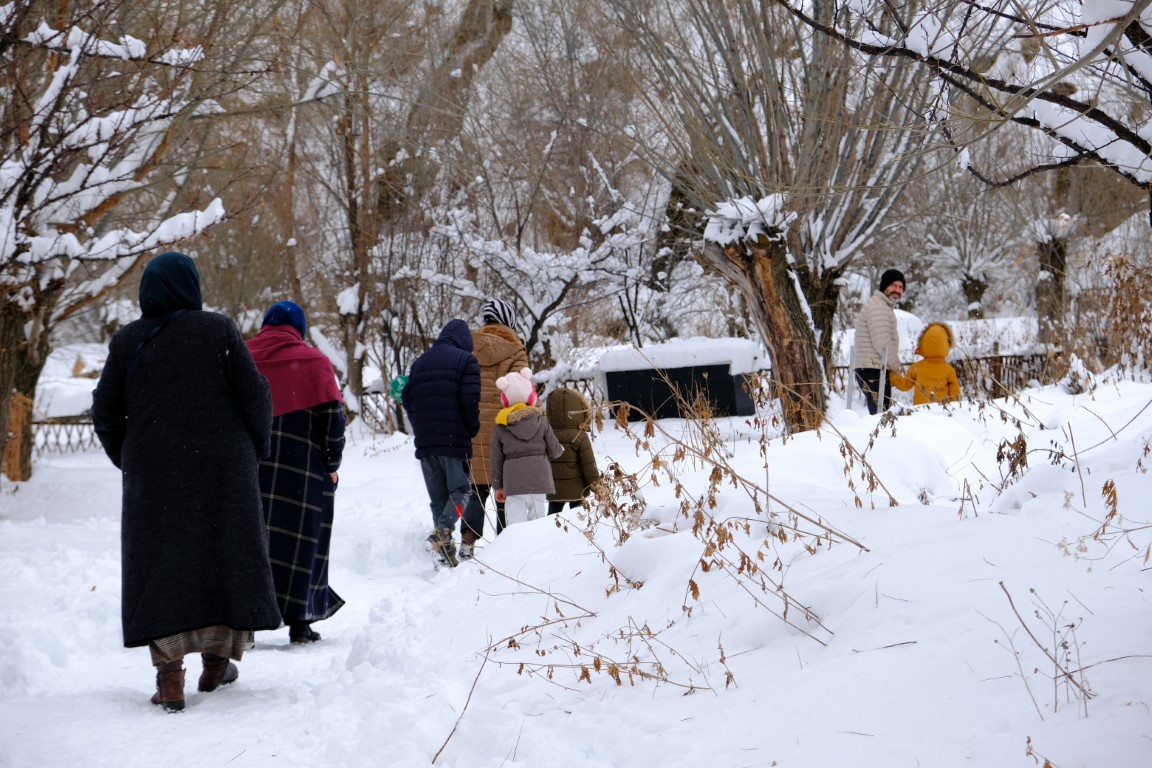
[{"x1": 92, "y1": 251, "x2": 282, "y2": 712}]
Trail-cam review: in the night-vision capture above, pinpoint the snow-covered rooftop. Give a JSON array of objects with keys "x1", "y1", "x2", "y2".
[{"x1": 598, "y1": 337, "x2": 766, "y2": 375}]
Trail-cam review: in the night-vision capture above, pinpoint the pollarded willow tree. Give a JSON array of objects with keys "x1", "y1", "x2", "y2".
[
  {"x1": 602, "y1": 0, "x2": 940, "y2": 432},
  {"x1": 897, "y1": 155, "x2": 1034, "y2": 320},
  {"x1": 770, "y1": 0, "x2": 1152, "y2": 348},
  {"x1": 0, "y1": 0, "x2": 276, "y2": 478}
]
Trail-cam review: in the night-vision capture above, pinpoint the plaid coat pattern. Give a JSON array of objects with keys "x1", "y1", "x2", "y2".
[{"x1": 259, "y1": 402, "x2": 346, "y2": 623}]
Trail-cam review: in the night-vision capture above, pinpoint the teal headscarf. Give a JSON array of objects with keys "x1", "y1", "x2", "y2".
[{"x1": 139, "y1": 252, "x2": 203, "y2": 316}]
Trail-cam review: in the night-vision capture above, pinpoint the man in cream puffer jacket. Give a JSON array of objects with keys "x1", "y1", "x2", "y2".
[{"x1": 852, "y1": 269, "x2": 907, "y2": 415}]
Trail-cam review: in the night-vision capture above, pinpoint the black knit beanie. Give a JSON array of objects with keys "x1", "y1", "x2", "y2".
[{"x1": 879, "y1": 269, "x2": 906, "y2": 292}]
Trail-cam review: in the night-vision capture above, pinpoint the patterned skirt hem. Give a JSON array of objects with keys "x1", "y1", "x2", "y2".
[{"x1": 148, "y1": 625, "x2": 256, "y2": 666}]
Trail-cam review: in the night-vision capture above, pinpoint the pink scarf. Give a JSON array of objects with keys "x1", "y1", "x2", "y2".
[{"x1": 246, "y1": 326, "x2": 343, "y2": 417}]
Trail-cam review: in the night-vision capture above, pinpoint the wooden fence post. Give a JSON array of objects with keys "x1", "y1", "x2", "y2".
[{"x1": 2, "y1": 392, "x2": 32, "y2": 481}]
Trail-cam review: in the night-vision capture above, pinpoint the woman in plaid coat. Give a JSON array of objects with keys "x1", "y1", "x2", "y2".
[{"x1": 246, "y1": 302, "x2": 346, "y2": 644}]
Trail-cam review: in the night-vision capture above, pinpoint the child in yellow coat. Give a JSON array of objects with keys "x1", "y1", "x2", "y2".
[{"x1": 890, "y1": 322, "x2": 962, "y2": 405}]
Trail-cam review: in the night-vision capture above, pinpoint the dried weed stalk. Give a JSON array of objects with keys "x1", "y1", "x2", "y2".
[
  {"x1": 989, "y1": 582, "x2": 1095, "y2": 720},
  {"x1": 587, "y1": 373, "x2": 868, "y2": 648}
]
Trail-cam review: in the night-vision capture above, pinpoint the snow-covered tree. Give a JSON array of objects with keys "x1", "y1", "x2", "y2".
[
  {"x1": 422, "y1": 199, "x2": 656, "y2": 369},
  {"x1": 887, "y1": 152, "x2": 1035, "y2": 319},
  {"x1": 773, "y1": 0, "x2": 1152, "y2": 195},
  {"x1": 601, "y1": 0, "x2": 938, "y2": 432},
  {"x1": 0, "y1": 1, "x2": 274, "y2": 478},
  {"x1": 772, "y1": 0, "x2": 1152, "y2": 349},
  {"x1": 361, "y1": 0, "x2": 725, "y2": 386}
]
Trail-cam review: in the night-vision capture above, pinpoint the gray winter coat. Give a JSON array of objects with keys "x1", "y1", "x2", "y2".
[{"x1": 490, "y1": 405, "x2": 563, "y2": 495}]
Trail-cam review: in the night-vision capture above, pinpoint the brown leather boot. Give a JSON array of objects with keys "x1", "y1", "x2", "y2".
[
  {"x1": 150, "y1": 661, "x2": 185, "y2": 712},
  {"x1": 198, "y1": 653, "x2": 239, "y2": 692}
]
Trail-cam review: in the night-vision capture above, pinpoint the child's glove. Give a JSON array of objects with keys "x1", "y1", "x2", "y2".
[{"x1": 888, "y1": 370, "x2": 913, "y2": 392}]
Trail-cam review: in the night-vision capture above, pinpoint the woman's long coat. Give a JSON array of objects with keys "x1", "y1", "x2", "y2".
[
  {"x1": 92, "y1": 311, "x2": 282, "y2": 647},
  {"x1": 258, "y1": 404, "x2": 346, "y2": 623},
  {"x1": 469, "y1": 323, "x2": 528, "y2": 485}
]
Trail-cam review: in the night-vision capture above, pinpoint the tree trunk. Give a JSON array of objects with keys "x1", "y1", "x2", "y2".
[
  {"x1": 9, "y1": 340, "x2": 52, "y2": 481},
  {"x1": 390, "y1": 0, "x2": 515, "y2": 212},
  {"x1": 0, "y1": 272, "x2": 65, "y2": 479},
  {"x1": 405, "y1": 0, "x2": 514, "y2": 158},
  {"x1": 337, "y1": 95, "x2": 370, "y2": 411},
  {"x1": 795, "y1": 262, "x2": 844, "y2": 379},
  {"x1": 341, "y1": 0, "x2": 513, "y2": 410},
  {"x1": 962, "y1": 276, "x2": 987, "y2": 319},
  {"x1": 711, "y1": 236, "x2": 826, "y2": 433},
  {"x1": 1036, "y1": 236, "x2": 1067, "y2": 349},
  {"x1": 651, "y1": 172, "x2": 697, "y2": 292},
  {"x1": 0, "y1": 305, "x2": 23, "y2": 476}
]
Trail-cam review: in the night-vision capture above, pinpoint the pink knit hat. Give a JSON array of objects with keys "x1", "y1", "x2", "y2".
[{"x1": 496, "y1": 367, "x2": 537, "y2": 407}]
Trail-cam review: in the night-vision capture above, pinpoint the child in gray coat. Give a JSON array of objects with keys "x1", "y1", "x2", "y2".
[{"x1": 490, "y1": 368, "x2": 563, "y2": 525}]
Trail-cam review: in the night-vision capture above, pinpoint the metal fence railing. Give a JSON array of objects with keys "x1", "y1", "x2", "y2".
[
  {"x1": 546, "y1": 353, "x2": 1052, "y2": 408},
  {"x1": 950, "y1": 353, "x2": 1053, "y2": 399}
]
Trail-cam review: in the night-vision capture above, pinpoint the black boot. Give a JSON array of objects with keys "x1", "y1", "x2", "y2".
[{"x1": 289, "y1": 621, "x2": 321, "y2": 644}]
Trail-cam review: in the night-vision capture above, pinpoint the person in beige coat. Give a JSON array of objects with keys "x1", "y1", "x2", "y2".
[
  {"x1": 460, "y1": 298, "x2": 529, "y2": 555},
  {"x1": 852, "y1": 269, "x2": 906, "y2": 415}
]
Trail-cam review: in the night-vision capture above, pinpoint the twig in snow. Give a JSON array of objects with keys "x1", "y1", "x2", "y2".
[{"x1": 432, "y1": 651, "x2": 490, "y2": 764}]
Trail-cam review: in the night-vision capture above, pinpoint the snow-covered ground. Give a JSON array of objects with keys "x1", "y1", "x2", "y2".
[{"x1": 1, "y1": 347, "x2": 1150, "y2": 767}]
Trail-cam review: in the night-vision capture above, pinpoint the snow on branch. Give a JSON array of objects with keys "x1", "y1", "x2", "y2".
[
  {"x1": 771, "y1": 0, "x2": 1152, "y2": 192},
  {"x1": 1, "y1": 198, "x2": 226, "y2": 310},
  {"x1": 19, "y1": 15, "x2": 202, "y2": 66},
  {"x1": 301, "y1": 60, "x2": 346, "y2": 103},
  {"x1": 703, "y1": 195, "x2": 794, "y2": 246},
  {"x1": 1, "y1": 5, "x2": 228, "y2": 317}
]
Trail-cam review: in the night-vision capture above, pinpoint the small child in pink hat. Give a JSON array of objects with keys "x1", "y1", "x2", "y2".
[{"x1": 490, "y1": 368, "x2": 563, "y2": 525}]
